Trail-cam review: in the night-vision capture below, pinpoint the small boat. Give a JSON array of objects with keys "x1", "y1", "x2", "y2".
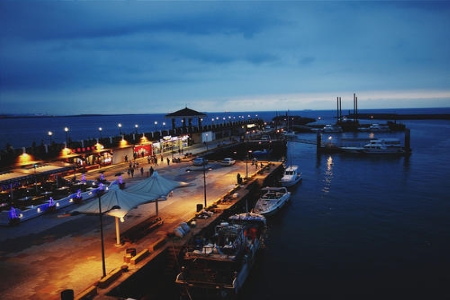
[
  {"x1": 280, "y1": 165, "x2": 302, "y2": 187},
  {"x1": 283, "y1": 130, "x2": 297, "y2": 138},
  {"x1": 362, "y1": 139, "x2": 406, "y2": 154},
  {"x1": 368, "y1": 123, "x2": 390, "y2": 132},
  {"x1": 175, "y1": 213, "x2": 267, "y2": 299},
  {"x1": 252, "y1": 186, "x2": 291, "y2": 216},
  {"x1": 322, "y1": 124, "x2": 343, "y2": 133}
]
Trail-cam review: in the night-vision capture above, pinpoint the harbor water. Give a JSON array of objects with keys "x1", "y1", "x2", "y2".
[
  {"x1": 240, "y1": 118, "x2": 450, "y2": 300},
  {"x1": 1, "y1": 108, "x2": 450, "y2": 299}
]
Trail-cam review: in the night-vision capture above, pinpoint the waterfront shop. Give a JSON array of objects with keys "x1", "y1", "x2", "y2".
[
  {"x1": 153, "y1": 134, "x2": 190, "y2": 156},
  {"x1": 133, "y1": 143, "x2": 153, "y2": 159}
]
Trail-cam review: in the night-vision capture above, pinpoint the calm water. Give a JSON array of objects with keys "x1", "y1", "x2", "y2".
[
  {"x1": 2, "y1": 107, "x2": 448, "y2": 149},
  {"x1": 240, "y1": 118, "x2": 450, "y2": 300},
  {"x1": 2, "y1": 109, "x2": 450, "y2": 299}
]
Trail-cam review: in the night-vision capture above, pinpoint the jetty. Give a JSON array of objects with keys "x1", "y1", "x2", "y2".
[{"x1": 0, "y1": 138, "x2": 285, "y2": 300}]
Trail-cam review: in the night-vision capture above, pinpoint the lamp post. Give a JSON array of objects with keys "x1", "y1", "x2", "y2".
[
  {"x1": 64, "y1": 127, "x2": 69, "y2": 145},
  {"x1": 202, "y1": 162, "x2": 207, "y2": 208},
  {"x1": 98, "y1": 127, "x2": 103, "y2": 139},
  {"x1": 96, "y1": 189, "x2": 120, "y2": 278},
  {"x1": 245, "y1": 150, "x2": 252, "y2": 179},
  {"x1": 33, "y1": 163, "x2": 38, "y2": 195},
  {"x1": 118, "y1": 123, "x2": 122, "y2": 135},
  {"x1": 134, "y1": 124, "x2": 139, "y2": 142},
  {"x1": 48, "y1": 131, "x2": 53, "y2": 143}
]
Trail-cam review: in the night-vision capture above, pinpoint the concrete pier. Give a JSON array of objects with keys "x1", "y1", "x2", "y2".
[{"x1": 0, "y1": 140, "x2": 284, "y2": 300}]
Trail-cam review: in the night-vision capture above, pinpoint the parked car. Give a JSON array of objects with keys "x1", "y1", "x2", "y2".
[
  {"x1": 192, "y1": 157, "x2": 208, "y2": 166},
  {"x1": 220, "y1": 158, "x2": 236, "y2": 166}
]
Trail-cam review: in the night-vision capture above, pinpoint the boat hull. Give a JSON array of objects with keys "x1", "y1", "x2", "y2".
[
  {"x1": 280, "y1": 165, "x2": 302, "y2": 187},
  {"x1": 176, "y1": 213, "x2": 266, "y2": 299},
  {"x1": 252, "y1": 186, "x2": 291, "y2": 216}
]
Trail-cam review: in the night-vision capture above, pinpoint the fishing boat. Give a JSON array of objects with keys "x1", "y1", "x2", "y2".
[
  {"x1": 175, "y1": 212, "x2": 267, "y2": 299},
  {"x1": 280, "y1": 165, "x2": 302, "y2": 187},
  {"x1": 252, "y1": 186, "x2": 291, "y2": 216}
]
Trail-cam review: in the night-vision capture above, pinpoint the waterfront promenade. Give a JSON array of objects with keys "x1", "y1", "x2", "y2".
[{"x1": 0, "y1": 139, "x2": 281, "y2": 300}]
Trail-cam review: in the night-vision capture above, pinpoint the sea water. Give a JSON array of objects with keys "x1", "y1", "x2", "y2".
[
  {"x1": 2, "y1": 107, "x2": 448, "y2": 149},
  {"x1": 240, "y1": 117, "x2": 450, "y2": 300},
  {"x1": 1, "y1": 108, "x2": 450, "y2": 299}
]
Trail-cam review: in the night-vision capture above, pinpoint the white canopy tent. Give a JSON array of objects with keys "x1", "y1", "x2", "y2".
[
  {"x1": 126, "y1": 171, "x2": 189, "y2": 214},
  {"x1": 71, "y1": 172, "x2": 189, "y2": 244},
  {"x1": 126, "y1": 171, "x2": 189, "y2": 199},
  {"x1": 71, "y1": 184, "x2": 159, "y2": 245}
]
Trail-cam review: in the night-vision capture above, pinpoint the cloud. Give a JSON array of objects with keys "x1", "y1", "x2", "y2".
[{"x1": 0, "y1": 1, "x2": 449, "y2": 114}]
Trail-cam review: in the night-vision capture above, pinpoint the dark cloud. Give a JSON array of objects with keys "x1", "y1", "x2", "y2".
[{"x1": 0, "y1": 1, "x2": 449, "y2": 114}]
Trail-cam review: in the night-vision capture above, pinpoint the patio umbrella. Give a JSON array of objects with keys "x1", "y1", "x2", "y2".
[
  {"x1": 126, "y1": 171, "x2": 189, "y2": 215},
  {"x1": 126, "y1": 171, "x2": 189, "y2": 200},
  {"x1": 71, "y1": 184, "x2": 157, "y2": 244}
]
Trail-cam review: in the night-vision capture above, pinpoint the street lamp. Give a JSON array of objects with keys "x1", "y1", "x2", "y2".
[
  {"x1": 96, "y1": 189, "x2": 120, "y2": 278},
  {"x1": 202, "y1": 162, "x2": 208, "y2": 208},
  {"x1": 245, "y1": 150, "x2": 252, "y2": 179},
  {"x1": 118, "y1": 123, "x2": 122, "y2": 135},
  {"x1": 48, "y1": 131, "x2": 53, "y2": 143},
  {"x1": 33, "y1": 163, "x2": 38, "y2": 195},
  {"x1": 64, "y1": 127, "x2": 69, "y2": 144},
  {"x1": 98, "y1": 127, "x2": 103, "y2": 139}
]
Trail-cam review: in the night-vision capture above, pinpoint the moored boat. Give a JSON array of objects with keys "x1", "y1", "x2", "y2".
[
  {"x1": 175, "y1": 212, "x2": 267, "y2": 299},
  {"x1": 362, "y1": 139, "x2": 406, "y2": 154},
  {"x1": 280, "y1": 165, "x2": 302, "y2": 187},
  {"x1": 283, "y1": 130, "x2": 297, "y2": 139},
  {"x1": 252, "y1": 186, "x2": 291, "y2": 216},
  {"x1": 322, "y1": 124, "x2": 343, "y2": 133}
]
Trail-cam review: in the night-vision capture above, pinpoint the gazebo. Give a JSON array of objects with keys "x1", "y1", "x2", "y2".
[{"x1": 165, "y1": 107, "x2": 206, "y2": 133}]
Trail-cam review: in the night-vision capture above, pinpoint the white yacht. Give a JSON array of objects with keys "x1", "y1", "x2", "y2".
[
  {"x1": 362, "y1": 139, "x2": 406, "y2": 154},
  {"x1": 322, "y1": 124, "x2": 343, "y2": 133},
  {"x1": 252, "y1": 186, "x2": 291, "y2": 216},
  {"x1": 280, "y1": 165, "x2": 302, "y2": 187}
]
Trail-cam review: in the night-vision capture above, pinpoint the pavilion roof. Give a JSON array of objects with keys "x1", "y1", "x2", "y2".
[{"x1": 165, "y1": 107, "x2": 206, "y2": 118}]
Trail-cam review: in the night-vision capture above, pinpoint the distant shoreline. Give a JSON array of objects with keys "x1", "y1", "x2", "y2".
[
  {"x1": 346, "y1": 113, "x2": 450, "y2": 120},
  {"x1": 0, "y1": 114, "x2": 132, "y2": 119}
]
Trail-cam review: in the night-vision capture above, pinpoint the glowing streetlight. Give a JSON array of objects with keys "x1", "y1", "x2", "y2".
[
  {"x1": 118, "y1": 123, "x2": 122, "y2": 135},
  {"x1": 98, "y1": 127, "x2": 103, "y2": 138},
  {"x1": 64, "y1": 127, "x2": 69, "y2": 144},
  {"x1": 245, "y1": 150, "x2": 253, "y2": 179},
  {"x1": 48, "y1": 131, "x2": 53, "y2": 143}
]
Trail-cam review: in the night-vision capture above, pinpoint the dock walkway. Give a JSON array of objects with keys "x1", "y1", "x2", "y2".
[{"x1": 0, "y1": 139, "x2": 282, "y2": 300}]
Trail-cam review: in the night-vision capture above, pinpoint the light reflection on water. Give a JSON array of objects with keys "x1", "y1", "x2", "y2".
[{"x1": 321, "y1": 155, "x2": 334, "y2": 194}]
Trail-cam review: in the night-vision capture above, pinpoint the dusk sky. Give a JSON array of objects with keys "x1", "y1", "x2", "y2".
[{"x1": 1, "y1": 1, "x2": 449, "y2": 115}]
